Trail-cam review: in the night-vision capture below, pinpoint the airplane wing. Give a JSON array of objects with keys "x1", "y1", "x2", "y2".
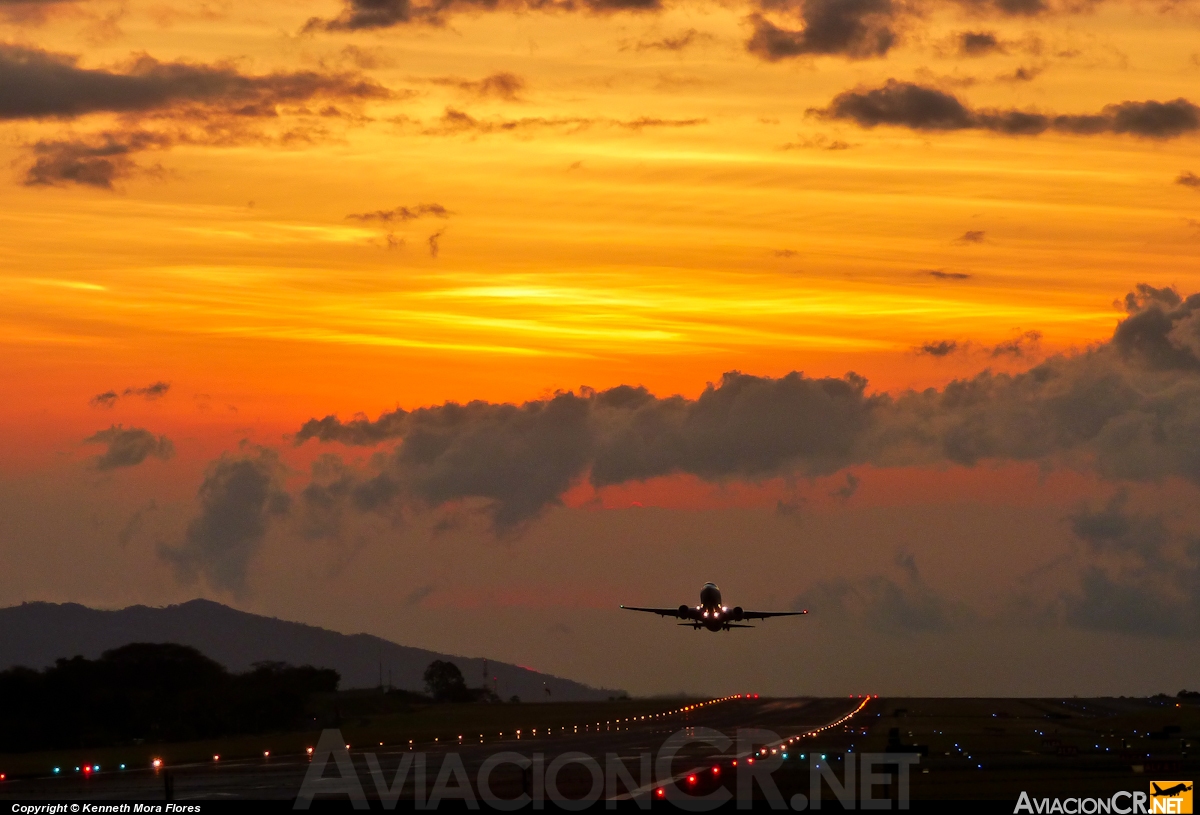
[
  {"x1": 739, "y1": 610, "x2": 808, "y2": 620},
  {"x1": 621, "y1": 605, "x2": 686, "y2": 618}
]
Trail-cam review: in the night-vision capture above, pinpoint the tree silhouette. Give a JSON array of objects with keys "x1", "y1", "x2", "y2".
[{"x1": 423, "y1": 660, "x2": 472, "y2": 702}]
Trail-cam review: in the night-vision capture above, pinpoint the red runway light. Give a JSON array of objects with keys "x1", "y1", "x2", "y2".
[
  {"x1": 712, "y1": 766, "x2": 720, "y2": 775},
  {"x1": 656, "y1": 788, "x2": 665, "y2": 798},
  {"x1": 747, "y1": 758, "x2": 755, "y2": 764},
  {"x1": 732, "y1": 760, "x2": 737, "y2": 766},
  {"x1": 687, "y1": 775, "x2": 697, "y2": 785}
]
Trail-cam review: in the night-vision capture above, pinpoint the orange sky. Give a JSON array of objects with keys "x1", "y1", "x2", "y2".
[
  {"x1": 3, "y1": 0, "x2": 1200, "y2": 427},
  {"x1": 2, "y1": 0, "x2": 1200, "y2": 695}
]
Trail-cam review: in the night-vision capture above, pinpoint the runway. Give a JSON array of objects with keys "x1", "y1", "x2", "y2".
[
  {"x1": 0, "y1": 696, "x2": 864, "y2": 803},
  {"x1": 4, "y1": 695, "x2": 1192, "y2": 811}
]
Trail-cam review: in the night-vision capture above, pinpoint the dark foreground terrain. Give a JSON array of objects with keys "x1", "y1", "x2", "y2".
[{"x1": 1, "y1": 695, "x2": 1196, "y2": 811}]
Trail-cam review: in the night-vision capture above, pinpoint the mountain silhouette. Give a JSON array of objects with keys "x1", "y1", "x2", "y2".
[{"x1": 0, "y1": 599, "x2": 621, "y2": 702}]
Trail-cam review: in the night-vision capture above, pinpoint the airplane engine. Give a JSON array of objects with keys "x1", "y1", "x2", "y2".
[
  {"x1": 678, "y1": 605, "x2": 690, "y2": 619},
  {"x1": 731, "y1": 606, "x2": 744, "y2": 621}
]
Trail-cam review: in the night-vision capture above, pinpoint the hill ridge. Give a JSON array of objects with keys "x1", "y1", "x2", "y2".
[{"x1": 0, "y1": 599, "x2": 622, "y2": 702}]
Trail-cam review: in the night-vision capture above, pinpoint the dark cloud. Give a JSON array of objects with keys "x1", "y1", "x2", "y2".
[
  {"x1": 86, "y1": 381, "x2": 171, "y2": 406},
  {"x1": 430, "y1": 72, "x2": 525, "y2": 101},
  {"x1": 291, "y1": 284, "x2": 1200, "y2": 530},
  {"x1": 793, "y1": 553, "x2": 953, "y2": 633},
  {"x1": 427, "y1": 229, "x2": 444, "y2": 257},
  {"x1": 1111, "y1": 283, "x2": 1200, "y2": 371},
  {"x1": 306, "y1": 0, "x2": 414, "y2": 30},
  {"x1": 952, "y1": 0, "x2": 1047, "y2": 16},
  {"x1": 928, "y1": 269, "x2": 972, "y2": 279},
  {"x1": 956, "y1": 230, "x2": 986, "y2": 243},
  {"x1": 159, "y1": 449, "x2": 290, "y2": 594},
  {"x1": 0, "y1": 43, "x2": 389, "y2": 121},
  {"x1": 812, "y1": 80, "x2": 1200, "y2": 140},
  {"x1": 299, "y1": 392, "x2": 595, "y2": 530},
  {"x1": 990, "y1": 330, "x2": 1041, "y2": 357},
  {"x1": 779, "y1": 135, "x2": 855, "y2": 150},
  {"x1": 918, "y1": 340, "x2": 960, "y2": 357},
  {"x1": 1095, "y1": 100, "x2": 1200, "y2": 139},
  {"x1": 427, "y1": 108, "x2": 591, "y2": 135},
  {"x1": 24, "y1": 131, "x2": 169, "y2": 188},
  {"x1": 1000, "y1": 65, "x2": 1042, "y2": 82},
  {"x1": 346, "y1": 203, "x2": 450, "y2": 223},
  {"x1": 1178, "y1": 171, "x2": 1200, "y2": 189},
  {"x1": 420, "y1": 107, "x2": 705, "y2": 136},
  {"x1": 1061, "y1": 495, "x2": 1200, "y2": 637},
  {"x1": 745, "y1": 0, "x2": 897, "y2": 62},
  {"x1": 125, "y1": 381, "x2": 170, "y2": 399},
  {"x1": 83, "y1": 425, "x2": 174, "y2": 470},
  {"x1": 632, "y1": 29, "x2": 709, "y2": 51},
  {"x1": 1070, "y1": 492, "x2": 1168, "y2": 560},
  {"x1": 591, "y1": 372, "x2": 879, "y2": 485},
  {"x1": 831, "y1": 472, "x2": 859, "y2": 499},
  {"x1": 295, "y1": 373, "x2": 881, "y2": 529},
  {"x1": 296, "y1": 454, "x2": 398, "y2": 540},
  {"x1": 403, "y1": 583, "x2": 435, "y2": 605},
  {"x1": 4, "y1": 44, "x2": 388, "y2": 188},
  {"x1": 958, "y1": 30, "x2": 1004, "y2": 56},
  {"x1": 296, "y1": 410, "x2": 410, "y2": 445},
  {"x1": 89, "y1": 390, "x2": 119, "y2": 408},
  {"x1": 917, "y1": 333, "x2": 1040, "y2": 358},
  {"x1": 305, "y1": 0, "x2": 660, "y2": 31},
  {"x1": 621, "y1": 116, "x2": 709, "y2": 130},
  {"x1": 21, "y1": 121, "x2": 346, "y2": 188}
]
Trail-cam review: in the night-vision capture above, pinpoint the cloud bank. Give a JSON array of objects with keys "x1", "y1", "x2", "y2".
[
  {"x1": 812, "y1": 80, "x2": 1200, "y2": 139},
  {"x1": 0, "y1": 43, "x2": 388, "y2": 121},
  {"x1": 83, "y1": 425, "x2": 175, "y2": 470},
  {"x1": 159, "y1": 449, "x2": 290, "y2": 594},
  {"x1": 289, "y1": 285, "x2": 1200, "y2": 533},
  {"x1": 4, "y1": 43, "x2": 389, "y2": 187}
]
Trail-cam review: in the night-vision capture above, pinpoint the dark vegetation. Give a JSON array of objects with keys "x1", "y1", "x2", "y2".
[
  {"x1": 422, "y1": 659, "x2": 500, "y2": 703},
  {"x1": 0, "y1": 643, "x2": 521, "y2": 755},
  {"x1": 0, "y1": 643, "x2": 338, "y2": 752}
]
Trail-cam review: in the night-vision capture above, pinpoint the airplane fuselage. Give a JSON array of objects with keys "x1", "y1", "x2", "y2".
[
  {"x1": 620, "y1": 582, "x2": 806, "y2": 630},
  {"x1": 687, "y1": 582, "x2": 741, "y2": 631}
]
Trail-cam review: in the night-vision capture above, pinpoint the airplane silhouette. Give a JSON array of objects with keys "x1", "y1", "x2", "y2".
[
  {"x1": 621, "y1": 582, "x2": 806, "y2": 631},
  {"x1": 1151, "y1": 782, "x2": 1192, "y2": 797}
]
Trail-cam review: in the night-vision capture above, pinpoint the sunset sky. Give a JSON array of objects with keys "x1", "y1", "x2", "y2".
[{"x1": 2, "y1": 0, "x2": 1200, "y2": 697}]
